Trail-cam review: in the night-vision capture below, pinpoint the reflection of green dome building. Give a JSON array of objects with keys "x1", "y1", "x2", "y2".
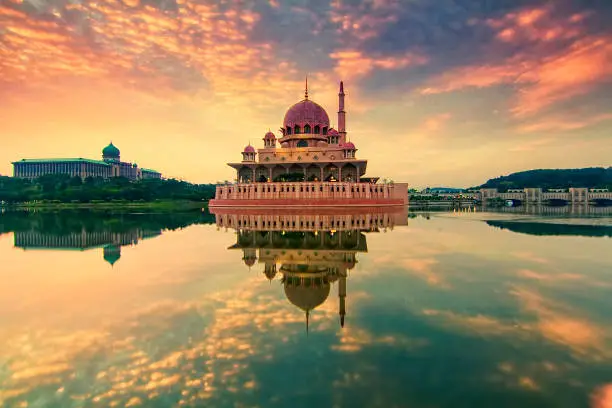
[
  {"x1": 13, "y1": 142, "x2": 161, "y2": 181},
  {"x1": 103, "y1": 245, "x2": 121, "y2": 266}
]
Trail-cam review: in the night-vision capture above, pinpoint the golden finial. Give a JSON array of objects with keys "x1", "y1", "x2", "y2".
[{"x1": 305, "y1": 75, "x2": 308, "y2": 100}]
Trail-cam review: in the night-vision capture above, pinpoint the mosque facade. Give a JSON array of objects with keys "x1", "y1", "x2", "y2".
[
  {"x1": 12, "y1": 142, "x2": 161, "y2": 181},
  {"x1": 209, "y1": 80, "x2": 408, "y2": 207}
]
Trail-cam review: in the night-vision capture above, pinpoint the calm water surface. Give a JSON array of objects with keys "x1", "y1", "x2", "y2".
[{"x1": 1, "y1": 208, "x2": 611, "y2": 408}]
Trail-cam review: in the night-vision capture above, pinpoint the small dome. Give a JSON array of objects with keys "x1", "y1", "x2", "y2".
[
  {"x1": 243, "y1": 145, "x2": 255, "y2": 153},
  {"x1": 102, "y1": 142, "x2": 120, "y2": 158},
  {"x1": 343, "y1": 141, "x2": 356, "y2": 150},
  {"x1": 264, "y1": 131, "x2": 276, "y2": 139},
  {"x1": 328, "y1": 128, "x2": 339, "y2": 136},
  {"x1": 244, "y1": 257, "x2": 256, "y2": 267}
]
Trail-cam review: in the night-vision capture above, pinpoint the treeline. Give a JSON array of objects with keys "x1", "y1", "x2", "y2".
[
  {"x1": 0, "y1": 175, "x2": 217, "y2": 203},
  {"x1": 0, "y1": 210, "x2": 215, "y2": 235},
  {"x1": 478, "y1": 168, "x2": 612, "y2": 191}
]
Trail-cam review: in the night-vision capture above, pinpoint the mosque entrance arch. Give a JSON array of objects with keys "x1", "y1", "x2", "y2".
[
  {"x1": 272, "y1": 165, "x2": 286, "y2": 181},
  {"x1": 306, "y1": 164, "x2": 320, "y2": 181},
  {"x1": 341, "y1": 163, "x2": 357, "y2": 182},
  {"x1": 238, "y1": 166, "x2": 252, "y2": 183},
  {"x1": 324, "y1": 164, "x2": 339, "y2": 181},
  {"x1": 255, "y1": 166, "x2": 268, "y2": 182}
]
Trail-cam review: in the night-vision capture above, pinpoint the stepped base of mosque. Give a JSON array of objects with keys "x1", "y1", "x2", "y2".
[{"x1": 209, "y1": 182, "x2": 409, "y2": 208}]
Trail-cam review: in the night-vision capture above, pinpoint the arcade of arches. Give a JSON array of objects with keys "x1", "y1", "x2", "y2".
[{"x1": 237, "y1": 163, "x2": 360, "y2": 183}]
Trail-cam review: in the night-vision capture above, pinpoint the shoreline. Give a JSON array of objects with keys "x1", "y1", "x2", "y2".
[{"x1": 1, "y1": 200, "x2": 207, "y2": 212}]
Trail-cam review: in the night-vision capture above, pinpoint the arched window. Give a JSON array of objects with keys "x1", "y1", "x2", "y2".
[
  {"x1": 322, "y1": 127, "x2": 328, "y2": 135},
  {"x1": 297, "y1": 140, "x2": 308, "y2": 148},
  {"x1": 294, "y1": 125, "x2": 301, "y2": 134},
  {"x1": 286, "y1": 127, "x2": 292, "y2": 135},
  {"x1": 314, "y1": 125, "x2": 320, "y2": 134},
  {"x1": 304, "y1": 124, "x2": 311, "y2": 134}
]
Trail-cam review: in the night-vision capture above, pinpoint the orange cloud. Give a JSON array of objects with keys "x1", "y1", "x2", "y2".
[
  {"x1": 511, "y1": 286, "x2": 612, "y2": 361},
  {"x1": 418, "y1": 113, "x2": 452, "y2": 133},
  {"x1": 517, "y1": 112, "x2": 612, "y2": 133},
  {"x1": 420, "y1": 5, "x2": 612, "y2": 119},
  {"x1": 329, "y1": 50, "x2": 428, "y2": 81},
  {"x1": 592, "y1": 383, "x2": 612, "y2": 408}
]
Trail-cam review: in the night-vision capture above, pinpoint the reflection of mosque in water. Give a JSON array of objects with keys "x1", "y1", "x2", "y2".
[
  {"x1": 14, "y1": 228, "x2": 162, "y2": 266},
  {"x1": 219, "y1": 207, "x2": 407, "y2": 331}
]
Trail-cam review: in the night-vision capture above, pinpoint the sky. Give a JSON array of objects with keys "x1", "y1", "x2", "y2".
[{"x1": 1, "y1": 0, "x2": 611, "y2": 188}]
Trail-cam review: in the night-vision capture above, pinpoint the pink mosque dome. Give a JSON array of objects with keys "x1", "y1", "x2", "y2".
[
  {"x1": 243, "y1": 145, "x2": 255, "y2": 153},
  {"x1": 264, "y1": 131, "x2": 276, "y2": 139},
  {"x1": 283, "y1": 99, "x2": 330, "y2": 128},
  {"x1": 343, "y1": 141, "x2": 356, "y2": 150},
  {"x1": 328, "y1": 128, "x2": 339, "y2": 135}
]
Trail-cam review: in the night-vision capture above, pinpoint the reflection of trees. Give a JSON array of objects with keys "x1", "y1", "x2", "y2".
[
  {"x1": 0, "y1": 210, "x2": 215, "y2": 235},
  {"x1": 486, "y1": 221, "x2": 612, "y2": 237}
]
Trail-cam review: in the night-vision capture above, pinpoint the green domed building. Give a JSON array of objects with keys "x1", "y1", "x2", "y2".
[{"x1": 13, "y1": 142, "x2": 161, "y2": 181}]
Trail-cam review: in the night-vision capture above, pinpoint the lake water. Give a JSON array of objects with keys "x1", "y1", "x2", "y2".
[{"x1": 1, "y1": 207, "x2": 611, "y2": 408}]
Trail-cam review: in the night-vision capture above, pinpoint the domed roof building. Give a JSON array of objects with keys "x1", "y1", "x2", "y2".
[
  {"x1": 211, "y1": 78, "x2": 409, "y2": 207},
  {"x1": 102, "y1": 142, "x2": 120, "y2": 160},
  {"x1": 224, "y1": 79, "x2": 367, "y2": 184},
  {"x1": 13, "y1": 141, "x2": 162, "y2": 181}
]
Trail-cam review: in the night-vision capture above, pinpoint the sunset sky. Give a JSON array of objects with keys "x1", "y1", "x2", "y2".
[{"x1": 1, "y1": 0, "x2": 611, "y2": 188}]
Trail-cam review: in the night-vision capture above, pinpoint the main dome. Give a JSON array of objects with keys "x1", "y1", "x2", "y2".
[
  {"x1": 284, "y1": 282, "x2": 330, "y2": 312},
  {"x1": 102, "y1": 142, "x2": 120, "y2": 158},
  {"x1": 283, "y1": 99, "x2": 330, "y2": 128}
]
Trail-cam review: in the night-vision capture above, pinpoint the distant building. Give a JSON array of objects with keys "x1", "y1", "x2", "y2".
[
  {"x1": 12, "y1": 142, "x2": 162, "y2": 181},
  {"x1": 476, "y1": 187, "x2": 612, "y2": 203}
]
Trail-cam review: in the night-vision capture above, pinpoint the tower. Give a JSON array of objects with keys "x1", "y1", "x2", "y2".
[
  {"x1": 339, "y1": 272, "x2": 346, "y2": 328},
  {"x1": 338, "y1": 81, "x2": 346, "y2": 144}
]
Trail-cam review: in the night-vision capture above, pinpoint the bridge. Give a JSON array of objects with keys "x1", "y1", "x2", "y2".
[{"x1": 478, "y1": 188, "x2": 612, "y2": 204}]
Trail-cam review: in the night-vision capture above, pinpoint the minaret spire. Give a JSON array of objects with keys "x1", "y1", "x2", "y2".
[
  {"x1": 306, "y1": 310, "x2": 310, "y2": 335},
  {"x1": 338, "y1": 80, "x2": 346, "y2": 143},
  {"x1": 305, "y1": 76, "x2": 309, "y2": 100}
]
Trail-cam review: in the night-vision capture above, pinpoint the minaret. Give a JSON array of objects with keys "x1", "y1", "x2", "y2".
[
  {"x1": 338, "y1": 81, "x2": 346, "y2": 144},
  {"x1": 339, "y1": 273, "x2": 346, "y2": 328}
]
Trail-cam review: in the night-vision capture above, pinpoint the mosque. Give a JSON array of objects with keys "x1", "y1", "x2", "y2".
[
  {"x1": 209, "y1": 80, "x2": 408, "y2": 207},
  {"x1": 12, "y1": 142, "x2": 162, "y2": 181}
]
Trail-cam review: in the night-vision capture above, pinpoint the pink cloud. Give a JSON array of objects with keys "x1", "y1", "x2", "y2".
[
  {"x1": 420, "y1": 5, "x2": 612, "y2": 118},
  {"x1": 330, "y1": 50, "x2": 428, "y2": 81}
]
